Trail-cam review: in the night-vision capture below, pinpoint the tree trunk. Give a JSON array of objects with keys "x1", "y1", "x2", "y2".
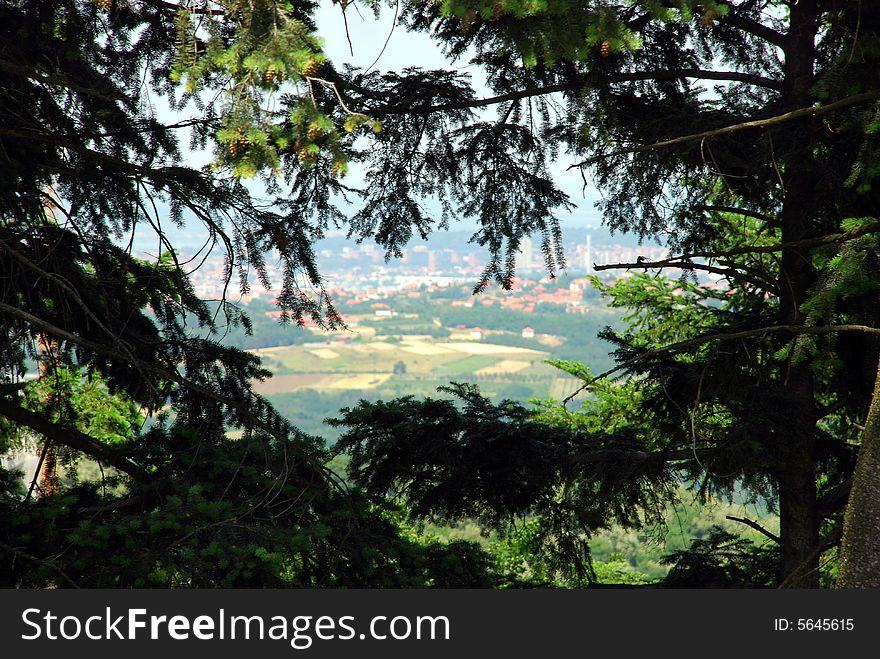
[
  {"x1": 837, "y1": 356, "x2": 880, "y2": 587},
  {"x1": 776, "y1": 0, "x2": 820, "y2": 588},
  {"x1": 37, "y1": 334, "x2": 60, "y2": 497}
]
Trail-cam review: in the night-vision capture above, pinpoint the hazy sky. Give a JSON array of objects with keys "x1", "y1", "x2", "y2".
[
  {"x1": 132, "y1": 2, "x2": 610, "y2": 256},
  {"x1": 313, "y1": 1, "x2": 604, "y2": 229}
]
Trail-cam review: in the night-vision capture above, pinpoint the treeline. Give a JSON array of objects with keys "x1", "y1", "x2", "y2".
[
  {"x1": 436, "y1": 305, "x2": 620, "y2": 369},
  {"x1": 198, "y1": 299, "x2": 325, "y2": 349}
]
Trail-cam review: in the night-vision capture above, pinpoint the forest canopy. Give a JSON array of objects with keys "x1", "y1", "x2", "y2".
[{"x1": 1, "y1": 0, "x2": 879, "y2": 588}]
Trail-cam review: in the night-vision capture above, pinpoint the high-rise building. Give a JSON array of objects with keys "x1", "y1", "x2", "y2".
[
  {"x1": 582, "y1": 232, "x2": 593, "y2": 273},
  {"x1": 515, "y1": 236, "x2": 534, "y2": 273}
]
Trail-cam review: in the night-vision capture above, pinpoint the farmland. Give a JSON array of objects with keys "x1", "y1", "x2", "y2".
[
  {"x1": 251, "y1": 335, "x2": 583, "y2": 440},
  {"x1": 240, "y1": 283, "x2": 624, "y2": 441}
]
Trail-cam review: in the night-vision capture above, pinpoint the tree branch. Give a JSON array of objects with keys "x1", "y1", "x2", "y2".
[
  {"x1": 0, "y1": 540, "x2": 80, "y2": 589},
  {"x1": 140, "y1": 0, "x2": 226, "y2": 17},
  {"x1": 726, "y1": 515, "x2": 781, "y2": 544},
  {"x1": 694, "y1": 204, "x2": 777, "y2": 224},
  {"x1": 722, "y1": 13, "x2": 787, "y2": 49},
  {"x1": 563, "y1": 324, "x2": 880, "y2": 404},
  {"x1": 817, "y1": 478, "x2": 852, "y2": 518},
  {"x1": 566, "y1": 446, "x2": 714, "y2": 466},
  {"x1": 592, "y1": 218, "x2": 880, "y2": 269},
  {"x1": 0, "y1": 301, "x2": 312, "y2": 455},
  {"x1": 369, "y1": 69, "x2": 782, "y2": 115},
  {"x1": 0, "y1": 239, "x2": 158, "y2": 399},
  {"x1": 0, "y1": 397, "x2": 151, "y2": 483},
  {"x1": 598, "y1": 257, "x2": 776, "y2": 291},
  {"x1": 569, "y1": 90, "x2": 880, "y2": 169}
]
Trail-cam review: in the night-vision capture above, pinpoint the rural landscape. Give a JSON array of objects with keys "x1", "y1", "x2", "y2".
[{"x1": 2, "y1": 0, "x2": 880, "y2": 592}]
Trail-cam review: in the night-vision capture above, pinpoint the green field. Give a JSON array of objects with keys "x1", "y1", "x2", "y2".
[{"x1": 251, "y1": 337, "x2": 583, "y2": 440}]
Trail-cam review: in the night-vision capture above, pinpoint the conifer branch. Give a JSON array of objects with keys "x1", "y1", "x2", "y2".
[
  {"x1": 722, "y1": 13, "x2": 787, "y2": 49},
  {"x1": 564, "y1": 323, "x2": 880, "y2": 404},
  {"x1": 368, "y1": 69, "x2": 783, "y2": 115},
  {"x1": 142, "y1": 0, "x2": 226, "y2": 17},
  {"x1": 0, "y1": 301, "x2": 300, "y2": 452},
  {"x1": 598, "y1": 257, "x2": 776, "y2": 291},
  {"x1": 0, "y1": 540, "x2": 81, "y2": 589},
  {"x1": 693, "y1": 205, "x2": 776, "y2": 224},
  {"x1": 570, "y1": 90, "x2": 880, "y2": 169},
  {"x1": 593, "y1": 218, "x2": 880, "y2": 270},
  {"x1": 0, "y1": 240, "x2": 159, "y2": 399},
  {"x1": 0, "y1": 398, "x2": 151, "y2": 483}
]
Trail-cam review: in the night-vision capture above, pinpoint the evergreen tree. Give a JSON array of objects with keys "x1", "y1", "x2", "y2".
[
  {"x1": 4, "y1": 0, "x2": 880, "y2": 588},
  {"x1": 325, "y1": 1, "x2": 880, "y2": 587},
  {"x1": 0, "y1": 0, "x2": 499, "y2": 587}
]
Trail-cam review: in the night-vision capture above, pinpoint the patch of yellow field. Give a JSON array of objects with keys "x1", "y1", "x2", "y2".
[
  {"x1": 361, "y1": 342, "x2": 396, "y2": 352},
  {"x1": 320, "y1": 373, "x2": 392, "y2": 389},
  {"x1": 400, "y1": 342, "x2": 455, "y2": 355},
  {"x1": 309, "y1": 348, "x2": 340, "y2": 359},
  {"x1": 445, "y1": 342, "x2": 545, "y2": 356},
  {"x1": 252, "y1": 373, "x2": 330, "y2": 395},
  {"x1": 476, "y1": 360, "x2": 531, "y2": 376}
]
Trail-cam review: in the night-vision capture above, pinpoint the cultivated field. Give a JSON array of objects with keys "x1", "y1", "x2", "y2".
[
  {"x1": 251, "y1": 334, "x2": 590, "y2": 440},
  {"x1": 250, "y1": 336, "x2": 580, "y2": 399}
]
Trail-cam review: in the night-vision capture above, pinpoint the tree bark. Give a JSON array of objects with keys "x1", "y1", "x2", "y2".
[
  {"x1": 837, "y1": 356, "x2": 880, "y2": 587},
  {"x1": 776, "y1": 0, "x2": 821, "y2": 588}
]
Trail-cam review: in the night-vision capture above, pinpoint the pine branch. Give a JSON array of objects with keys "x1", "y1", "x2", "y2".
[
  {"x1": 0, "y1": 301, "x2": 323, "y2": 463},
  {"x1": 569, "y1": 90, "x2": 880, "y2": 169},
  {"x1": 0, "y1": 397, "x2": 151, "y2": 483},
  {"x1": 817, "y1": 478, "x2": 852, "y2": 518},
  {"x1": 568, "y1": 447, "x2": 714, "y2": 465},
  {"x1": 592, "y1": 218, "x2": 880, "y2": 270},
  {"x1": 599, "y1": 257, "x2": 776, "y2": 291},
  {"x1": 0, "y1": 239, "x2": 159, "y2": 399},
  {"x1": 141, "y1": 0, "x2": 226, "y2": 17},
  {"x1": 0, "y1": 58, "x2": 125, "y2": 104},
  {"x1": 368, "y1": 69, "x2": 783, "y2": 115},
  {"x1": 0, "y1": 540, "x2": 80, "y2": 589},
  {"x1": 563, "y1": 323, "x2": 880, "y2": 404},
  {"x1": 722, "y1": 12, "x2": 787, "y2": 49},
  {"x1": 693, "y1": 205, "x2": 776, "y2": 224}
]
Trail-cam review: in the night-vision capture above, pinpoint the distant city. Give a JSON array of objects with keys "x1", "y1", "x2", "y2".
[{"x1": 179, "y1": 228, "x2": 684, "y2": 302}]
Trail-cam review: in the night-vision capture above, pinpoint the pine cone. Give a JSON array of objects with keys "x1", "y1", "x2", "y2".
[
  {"x1": 302, "y1": 58, "x2": 320, "y2": 77},
  {"x1": 228, "y1": 129, "x2": 247, "y2": 157}
]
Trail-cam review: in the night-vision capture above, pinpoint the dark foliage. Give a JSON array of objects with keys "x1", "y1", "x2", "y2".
[
  {"x1": 332, "y1": 383, "x2": 676, "y2": 582},
  {"x1": 661, "y1": 528, "x2": 779, "y2": 589}
]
